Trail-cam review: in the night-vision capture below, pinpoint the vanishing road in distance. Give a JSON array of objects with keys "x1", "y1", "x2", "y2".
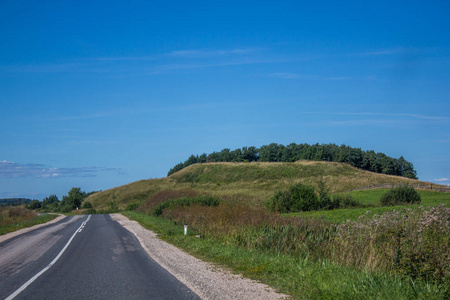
[{"x1": 0, "y1": 214, "x2": 200, "y2": 300}]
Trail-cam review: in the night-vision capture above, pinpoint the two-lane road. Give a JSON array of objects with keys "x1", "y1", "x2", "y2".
[{"x1": 0, "y1": 214, "x2": 200, "y2": 300}]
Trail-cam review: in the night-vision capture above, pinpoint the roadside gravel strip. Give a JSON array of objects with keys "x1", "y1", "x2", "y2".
[{"x1": 111, "y1": 213, "x2": 289, "y2": 300}]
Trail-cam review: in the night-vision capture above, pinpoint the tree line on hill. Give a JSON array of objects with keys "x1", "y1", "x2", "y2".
[
  {"x1": 0, "y1": 198, "x2": 32, "y2": 207},
  {"x1": 167, "y1": 143, "x2": 418, "y2": 179}
]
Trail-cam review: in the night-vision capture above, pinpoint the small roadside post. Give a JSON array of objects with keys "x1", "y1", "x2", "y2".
[{"x1": 184, "y1": 224, "x2": 187, "y2": 236}]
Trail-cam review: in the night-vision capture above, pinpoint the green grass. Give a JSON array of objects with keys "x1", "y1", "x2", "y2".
[
  {"x1": 123, "y1": 211, "x2": 448, "y2": 300},
  {"x1": 297, "y1": 190, "x2": 450, "y2": 223},
  {"x1": 0, "y1": 214, "x2": 59, "y2": 235}
]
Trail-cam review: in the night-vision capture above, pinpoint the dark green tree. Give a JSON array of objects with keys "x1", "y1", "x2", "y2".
[
  {"x1": 242, "y1": 146, "x2": 258, "y2": 162},
  {"x1": 61, "y1": 187, "x2": 85, "y2": 210},
  {"x1": 42, "y1": 194, "x2": 59, "y2": 209},
  {"x1": 28, "y1": 199, "x2": 41, "y2": 210}
]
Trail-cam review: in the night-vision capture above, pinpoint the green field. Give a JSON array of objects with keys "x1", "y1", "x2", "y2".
[{"x1": 298, "y1": 189, "x2": 450, "y2": 223}]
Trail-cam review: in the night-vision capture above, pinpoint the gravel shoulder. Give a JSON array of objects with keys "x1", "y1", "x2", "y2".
[{"x1": 111, "y1": 213, "x2": 289, "y2": 300}]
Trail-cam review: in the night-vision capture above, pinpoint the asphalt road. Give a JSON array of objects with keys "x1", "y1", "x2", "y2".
[{"x1": 0, "y1": 214, "x2": 200, "y2": 300}]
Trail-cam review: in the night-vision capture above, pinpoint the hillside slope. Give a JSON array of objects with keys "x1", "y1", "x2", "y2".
[{"x1": 86, "y1": 160, "x2": 430, "y2": 210}]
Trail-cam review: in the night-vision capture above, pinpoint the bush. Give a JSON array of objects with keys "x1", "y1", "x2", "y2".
[
  {"x1": 266, "y1": 184, "x2": 319, "y2": 213},
  {"x1": 380, "y1": 185, "x2": 421, "y2": 206},
  {"x1": 60, "y1": 205, "x2": 73, "y2": 213},
  {"x1": 84, "y1": 208, "x2": 97, "y2": 214},
  {"x1": 125, "y1": 202, "x2": 140, "y2": 211},
  {"x1": 82, "y1": 201, "x2": 93, "y2": 209},
  {"x1": 330, "y1": 194, "x2": 360, "y2": 209}
]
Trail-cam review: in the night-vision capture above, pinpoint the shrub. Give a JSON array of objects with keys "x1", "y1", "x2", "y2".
[
  {"x1": 84, "y1": 208, "x2": 97, "y2": 214},
  {"x1": 330, "y1": 194, "x2": 360, "y2": 209},
  {"x1": 60, "y1": 205, "x2": 73, "y2": 213},
  {"x1": 265, "y1": 184, "x2": 319, "y2": 212},
  {"x1": 138, "y1": 189, "x2": 200, "y2": 214},
  {"x1": 125, "y1": 202, "x2": 140, "y2": 211},
  {"x1": 82, "y1": 201, "x2": 93, "y2": 209},
  {"x1": 380, "y1": 185, "x2": 421, "y2": 206}
]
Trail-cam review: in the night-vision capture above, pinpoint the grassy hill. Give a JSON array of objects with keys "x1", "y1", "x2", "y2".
[
  {"x1": 86, "y1": 160, "x2": 432, "y2": 210},
  {"x1": 86, "y1": 160, "x2": 449, "y2": 299}
]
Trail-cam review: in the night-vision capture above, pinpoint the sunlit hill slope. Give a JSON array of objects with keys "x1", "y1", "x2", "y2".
[{"x1": 86, "y1": 160, "x2": 433, "y2": 210}]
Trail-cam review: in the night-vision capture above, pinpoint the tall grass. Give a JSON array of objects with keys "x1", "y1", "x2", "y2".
[
  {"x1": 162, "y1": 203, "x2": 449, "y2": 290},
  {"x1": 0, "y1": 206, "x2": 58, "y2": 235},
  {"x1": 125, "y1": 209, "x2": 449, "y2": 299},
  {"x1": 333, "y1": 205, "x2": 449, "y2": 284},
  {"x1": 1, "y1": 206, "x2": 36, "y2": 225}
]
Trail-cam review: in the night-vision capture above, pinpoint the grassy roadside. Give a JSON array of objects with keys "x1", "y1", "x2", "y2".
[
  {"x1": 123, "y1": 210, "x2": 447, "y2": 300},
  {"x1": 0, "y1": 213, "x2": 59, "y2": 235}
]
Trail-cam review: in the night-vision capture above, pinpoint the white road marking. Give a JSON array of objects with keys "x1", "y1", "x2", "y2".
[{"x1": 5, "y1": 215, "x2": 91, "y2": 300}]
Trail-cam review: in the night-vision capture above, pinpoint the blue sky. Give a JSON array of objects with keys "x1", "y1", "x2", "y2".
[{"x1": 1, "y1": 0, "x2": 449, "y2": 200}]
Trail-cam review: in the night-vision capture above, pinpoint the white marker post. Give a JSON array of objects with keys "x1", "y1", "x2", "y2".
[{"x1": 184, "y1": 224, "x2": 187, "y2": 236}]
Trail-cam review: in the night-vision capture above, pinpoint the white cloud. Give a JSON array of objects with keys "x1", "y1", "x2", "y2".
[
  {"x1": 429, "y1": 178, "x2": 450, "y2": 186},
  {"x1": 0, "y1": 161, "x2": 121, "y2": 178},
  {"x1": 433, "y1": 178, "x2": 449, "y2": 182}
]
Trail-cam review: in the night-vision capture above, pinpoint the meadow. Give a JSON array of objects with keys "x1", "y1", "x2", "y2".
[{"x1": 87, "y1": 161, "x2": 449, "y2": 299}]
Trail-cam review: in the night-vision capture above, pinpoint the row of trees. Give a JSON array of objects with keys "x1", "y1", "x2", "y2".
[
  {"x1": 0, "y1": 198, "x2": 32, "y2": 207},
  {"x1": 28, "y1": 188, "x2": 94, "y2": 212},
  {"x1": 168, "y1": 143, "x2": 417, "y2": 179}
]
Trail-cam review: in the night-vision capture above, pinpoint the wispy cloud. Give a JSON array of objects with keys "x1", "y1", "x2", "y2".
[
  {"x1": 267, "y1": 73, "x2": 303, "y2": 79},
  {"x1": 1, "y1": 47, "x2": 270, "y2": 75},
  {"x1": 361, "y1": 48, "x2": 406, "y2": 56},
  {"x1": 433, "y1": 178, "x2": 449, "y2": 182},
  {"x1": 306, "y1": 112, "x2": 449, "y2": 121},
  {"x1": 166, "y1": 48, "x2": 262, "y2": 58},
  {"x1": 0, "y1": 160, "x2": 121, "y2": 178},
  {"x1": 91, "y1": 56, "x2": 156, "y2": 61},
  {"x1": 266, "y1": 73, "x2": 352, "y2": 81},
  {"x1": 431, "y1": 178, "x2": 450, "y2": 186},
  {"x1": 52, "y1": 111, "x2": 120, "y2": 121}
]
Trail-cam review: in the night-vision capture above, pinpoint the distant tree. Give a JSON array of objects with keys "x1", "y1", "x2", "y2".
[
  {"x1": 60, "y1": 187, "x2": 85, "y2": 210},
  {"x1": 167, "y1": 162, "x2": 184, "y2": 176},
  {"x1": 42, "y1": 194, "x2": 59, "y2": 209},
  {"x1": 28, "y1": 199, "x2": 41, "y2": 210},
  {"x1": 229, "y1": 148, "x2": 243, "y2": 162},
  {"x1": 242, "y1": 146, "x2": 258, "y2": 162},
  {"x1": 398, "y1": 156, "x2": 418, "y2": 179},
  {"x1": 183, "y1": 155, "x2": 198, "y2": 167},
  {"x1": 260, "y1": 143, "x2": 283, "y2": 162},
  {"x1": 207, "y1": 152, "x2": 220, "y2": 162},
  {"x1": 218, "y1": 148, "x2": 231, "y2": 161},
  {"x1": 198, "y1": 153, "x2": 207, "y2": 163}
]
